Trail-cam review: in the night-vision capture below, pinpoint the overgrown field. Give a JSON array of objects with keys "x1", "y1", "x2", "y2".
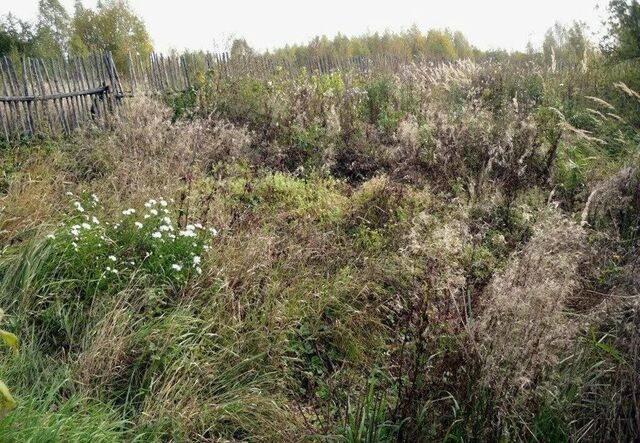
[{"x1": 0, "y1": 59, "x2": 639, "y2": 441}]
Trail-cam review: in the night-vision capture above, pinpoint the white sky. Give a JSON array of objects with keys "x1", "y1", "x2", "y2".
[{"x1": 2, "y1": 0, "x2": 610, "y2": 53}]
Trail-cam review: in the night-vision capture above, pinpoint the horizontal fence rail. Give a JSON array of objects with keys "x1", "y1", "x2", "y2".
[{"x1": 0, "y1": 51, "x2": 123, "y2": 141}]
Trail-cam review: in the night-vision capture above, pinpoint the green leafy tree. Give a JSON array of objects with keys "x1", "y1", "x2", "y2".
[
  {"x1": 229, "y1": 37, "x2": 254, "y2": 59},
  {"x1": 543, "y1": 21, "x2": 591, "y2": 69},
  {"x1": 35, "y1": 0, "x2": 71, "y2": 57},
  {"x1": 453, "y1": 30, "x2": 474, "y2": 59},
  {"x1": 70, "y1": 0, "x2": 152, "y2": 72},
  {"x1": 424, "y1": 30, "x2": 457, "y2": 60},
  {"x1": 0, "y1": 13, "x2": 38, "y2": 57},
  {"x1": 602, "y1": 0, "x2": 640, "y2": 61}
]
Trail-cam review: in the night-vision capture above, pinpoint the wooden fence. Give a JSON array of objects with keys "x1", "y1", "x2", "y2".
[
  {"x1": 6, "y1": 49, "x2": 630, "y2": 142},
  {"x1": 0, "y1": 50, "x2": 407, "y2": 141},
  {"x1": 121, "y1": 51, "x2": 407, "y2": 96},
  {"x1": 0, "y1": 51, "x2": 124, "y2": 141}
]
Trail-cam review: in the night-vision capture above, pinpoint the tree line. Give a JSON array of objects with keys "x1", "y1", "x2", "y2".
[{"x1": 1, "y1": 0, "x2": 639, "y2": 74}]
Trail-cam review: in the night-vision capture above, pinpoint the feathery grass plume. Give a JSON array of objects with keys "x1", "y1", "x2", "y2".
[
  {"x1": 586, "y1": 108, "x2": 608, "y2": 121},
  {"x1": 613, "y1": 82, "x2": 640, "y2": 101},
  {"x1": 606, "y1": 112, "x2": 626, "y2": 123},
  {"x1": 584, "y1": 95, "x2": 616, "y2": 110},
  {"x1": 562, "y1": 121, "x2": 607, "y2": 144}
]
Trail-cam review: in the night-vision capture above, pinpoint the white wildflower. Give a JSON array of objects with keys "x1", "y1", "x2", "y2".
[
  {"x1": 92, "y1": 216, "x2": 100, "y2": 225},
  {"x1": 152, "y1": 231, "x2": 162, "y2": 239},
  {"x1": 193, "y1": 256, "x2": 201, "y2": 266},
  {"x1": 135, "y1": 221, "x2": 143, "y2": 229},
  {"x1": 171, "y1": 263, "x2": 182, "y2": 271},
  {"x1": 81, "y1": 222, "x2": 91, "y2": 230},
  {"x1": 108, "y1": 255, "x2": 117, "y2": 262}
]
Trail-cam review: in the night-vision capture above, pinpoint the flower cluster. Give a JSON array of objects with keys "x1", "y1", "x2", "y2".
[{"x1": 47, "y1": 193, "x2": 217, "y2": 287}]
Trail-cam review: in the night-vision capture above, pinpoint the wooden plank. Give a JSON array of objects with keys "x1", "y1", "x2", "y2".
[
  {"x1": 0, "y1": 71, "x2": 9, "y2": 141},
  {"x1": 30, "y1": 57, "x2": 55, "y2": 135},
  {"x1": 76, "y1": 56, "x2": 92, "y2": 122},
  {"x1": 90, "y1": 53, "x2": 108, "y2": 122},
  {"x1": 0, "y1": 62, "x2": 13, "y2": 141},
  {"x1": 79, "y1": 56, "x2": 99, "y2": 122},
  {"x1": 181, "y1": 54, "x2": 191, "y2": 89},
  {"x1": 20, "y1": 57, "x2": 35, "y2": 135},
  {"x1": 41, "y1": 58, "x2": 69, "y2": 135},
  {"x1": 71, "y1": 57, "x2": 88, "y2": 121},
  {"x1": 2, "y1": 56, "x2": 27, "y2": 136},
  {"x1": 107, "y1": 52, "x2": 124, "y2": 100},
  {"x1": 61, "y1": 58, "x2": 80, "y2": 128},
  {"x1": 102, "y1": 52, "x2": 117, "y2": 114}
]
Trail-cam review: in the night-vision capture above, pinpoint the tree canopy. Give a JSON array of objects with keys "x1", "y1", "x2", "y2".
[
  {"x1": 602, "y1": 0, "x2": 640, "y2": 61},
  {"x1": 1, "y1": 0, "x2": 152, "y2": 72}
]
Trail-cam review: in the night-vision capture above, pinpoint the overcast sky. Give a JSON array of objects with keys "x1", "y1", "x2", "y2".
[{"x1": 3, "y1": 0, "x2": 609, "y2": 53}]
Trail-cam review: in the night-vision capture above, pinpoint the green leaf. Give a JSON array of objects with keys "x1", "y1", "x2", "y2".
[
  {"x1": 0, "y1": 330, "x2": 19, "y2": 354},
  {"x1": 0, "y1": 380, "x2": 16, "y2": 411}
]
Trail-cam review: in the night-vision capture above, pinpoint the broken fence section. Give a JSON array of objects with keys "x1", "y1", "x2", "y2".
[{"x1": 0, "y1": 51, "x2": 123, "y2": 142}]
